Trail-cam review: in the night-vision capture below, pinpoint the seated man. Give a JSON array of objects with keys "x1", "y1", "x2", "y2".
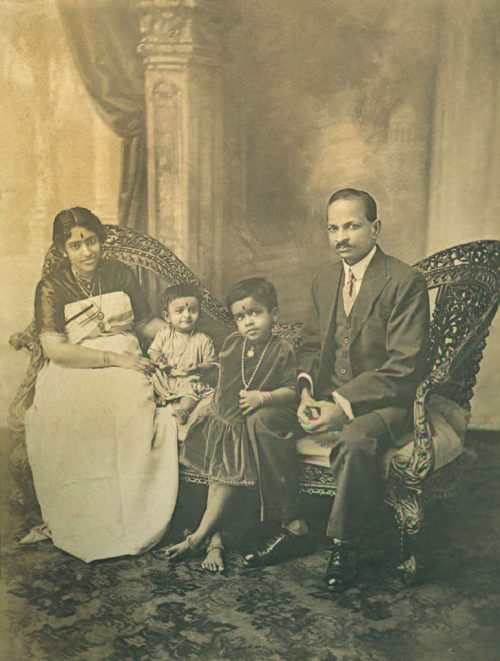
[{"x1": 295, "y1": 187, "x2": 430, "y2": 592}]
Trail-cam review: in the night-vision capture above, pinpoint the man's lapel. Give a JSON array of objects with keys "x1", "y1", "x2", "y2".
[
  {"x1": 317, "y1": 262, "x2": 343, "y2": 386},
  {"x1": 321, "y1": 262, "x2": 343, "y2": 342},
  {"x1": 349, "y1": 247, "x2": 390, "y2": 343}
]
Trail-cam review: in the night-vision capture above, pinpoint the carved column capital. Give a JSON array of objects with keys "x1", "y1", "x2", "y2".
[
  {"x1": 137, "y1": 0, "x2": 227, "y2": 66},
  {"x1": 136, "y1": 0, "x2": 232, "y2": 289}
]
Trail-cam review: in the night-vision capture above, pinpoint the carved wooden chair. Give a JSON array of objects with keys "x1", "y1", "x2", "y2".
[{"x1": 9, "y1": 228, "x2": 499, "y2": 581}]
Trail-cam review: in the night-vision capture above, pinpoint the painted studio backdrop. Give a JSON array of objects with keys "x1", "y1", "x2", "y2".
[{"x1": 1, "y1": 0, "x2": 499, "y2": 428}]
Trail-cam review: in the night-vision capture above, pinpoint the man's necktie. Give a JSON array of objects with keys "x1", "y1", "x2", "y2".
[
  {"x1": 347, "y1": 268, "x2": 355, "y2": 297},
  {"x1": 344, "y1": 268, "x2": 356, "y2": 316}
]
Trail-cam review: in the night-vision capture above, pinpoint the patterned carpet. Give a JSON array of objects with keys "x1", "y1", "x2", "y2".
[{"x1": 2, "y1": 431, "x2": 500, "y2": 660}]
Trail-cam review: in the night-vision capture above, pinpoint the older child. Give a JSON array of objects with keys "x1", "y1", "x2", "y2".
[
  {"x1": 165, "y1": 277, "x2": 313, "y2": 571},
  {"x1": 149, "y1": 284, "x2": 216, "y2": 425}
]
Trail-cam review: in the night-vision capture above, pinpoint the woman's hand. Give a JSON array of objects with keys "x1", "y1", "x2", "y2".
[
  {"x1": 239, "y1": 389, "x2": 262, "y2": 415},
  {"x1": 111, "y1": 353, "x2": 154, "y2": 375}
]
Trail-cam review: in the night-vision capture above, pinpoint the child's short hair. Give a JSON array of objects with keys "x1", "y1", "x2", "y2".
[
  {"x1": 160, "y1": 283, "x2": 202, "y2": 313},
  {"x1": 225, "y1": 277, "x2": 278, "y2": 312}
]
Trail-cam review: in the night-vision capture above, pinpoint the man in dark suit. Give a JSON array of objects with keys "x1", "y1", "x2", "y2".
[
  {"x1": 295, "y1": 188, "x2": 430, "y2": 591},
  {"x1": 242, "y1": 188, "x2": 430, "y2": 590}
]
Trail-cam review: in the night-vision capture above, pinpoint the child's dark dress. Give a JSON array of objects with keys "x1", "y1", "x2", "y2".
[{"x1": 180, "y1": 332, "x2": 302, "y2": 521}]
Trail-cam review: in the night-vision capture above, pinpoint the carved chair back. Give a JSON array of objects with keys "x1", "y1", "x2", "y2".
[{"x1": 416, "y1": 241, "x2": 499, "y2": 409}]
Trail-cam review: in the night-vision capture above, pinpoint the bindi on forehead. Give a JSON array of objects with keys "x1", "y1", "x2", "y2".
[
  {"x1": 170, "y1": 297, "x2": 198, "y2": 308},
  {"x1": 68, "y1": 227, "x2": 96, "y2": 240}
]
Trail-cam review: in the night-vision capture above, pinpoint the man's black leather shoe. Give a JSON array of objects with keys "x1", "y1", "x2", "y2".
[
  {"x1": 325, "y1": 540, "x2": 357, "y2": 593},
  {"x1": 242, "y1": 529, "x2": 315, "y2": 568}
]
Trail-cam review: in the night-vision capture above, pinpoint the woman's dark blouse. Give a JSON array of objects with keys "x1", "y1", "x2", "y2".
[{"x1": 34, "y1": 259, "x2": 151, "y2": 335}]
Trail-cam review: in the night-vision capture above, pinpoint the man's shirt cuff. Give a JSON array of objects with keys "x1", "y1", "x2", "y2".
[
  {"x1": 298, "y1": 372, "x2": 314, "y2": 397},
  {"x1": 332, "y1": 391, "x2": 354, "y2": 420}
]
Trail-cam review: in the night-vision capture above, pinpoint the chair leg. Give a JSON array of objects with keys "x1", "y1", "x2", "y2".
[
  {"x1": 390, "y1": 488, "x2": 425, "y2": 585},
  {"x1": 397, "y1": 530, "x2": 421, "y2": 585}
]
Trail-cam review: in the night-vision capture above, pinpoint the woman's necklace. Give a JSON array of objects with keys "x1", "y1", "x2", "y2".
[
  {"x1": 240, "y1": 336, "x2": 273, "y2": 390},
  {"x1": 73, "y1": 270, "x2": 106, "y2": 332},
  {"x1": 73, "y1": 271, "x2": 96, "y2": 298}
]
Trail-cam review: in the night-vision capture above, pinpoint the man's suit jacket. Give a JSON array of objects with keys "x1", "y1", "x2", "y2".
[{"x1": 298, "y1": 246, "x2": 430, "y2": 443}]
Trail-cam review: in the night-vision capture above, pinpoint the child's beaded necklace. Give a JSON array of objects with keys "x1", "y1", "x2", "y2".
[{"x1": 240, "y1": 336, "x2": 273, "y2": 390}]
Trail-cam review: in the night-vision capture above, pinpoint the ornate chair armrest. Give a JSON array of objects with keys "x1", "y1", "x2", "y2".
[
  {"x1": 399, "y1": 303, "x2": 497, "y2": 488},
  {"x1": 389, "y1": 358, "x2": 456, "y2": 490},
  {"x1": 8, "y1": 322, "x2": 46, "y2": 433},
  {"x1": 9, "y1": 322, "x2": 39, "y2": 353}
]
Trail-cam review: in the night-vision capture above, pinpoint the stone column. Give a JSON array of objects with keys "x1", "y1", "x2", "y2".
[{"x1": 137, "y1": 0, "x2": 227, "y2": 292}]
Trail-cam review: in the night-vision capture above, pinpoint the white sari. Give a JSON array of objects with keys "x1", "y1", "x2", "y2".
[{"x1": 25, "y1": 291, "x2": 179, "y2": 562}]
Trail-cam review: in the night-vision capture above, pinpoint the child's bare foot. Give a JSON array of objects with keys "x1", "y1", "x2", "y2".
[
  {"x1": 165, "y1": 534, "x2": 200, "y2": 562},
  {"x1": 202, "y1": 544, "x2": 225, "y2": 573}
]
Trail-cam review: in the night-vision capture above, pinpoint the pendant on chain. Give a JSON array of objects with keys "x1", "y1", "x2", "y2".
[{"x1": 240, "y1": 336, "x2": 273, "y2": 390}]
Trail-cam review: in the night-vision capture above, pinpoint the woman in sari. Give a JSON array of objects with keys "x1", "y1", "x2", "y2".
[{"x1": 25, "y1": 207, "x2": 179, "y2": 562}]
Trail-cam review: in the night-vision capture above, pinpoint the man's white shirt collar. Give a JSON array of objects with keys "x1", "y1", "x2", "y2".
[{"x1": 342, "y1": 244, "x2": 377, "y2": 283}]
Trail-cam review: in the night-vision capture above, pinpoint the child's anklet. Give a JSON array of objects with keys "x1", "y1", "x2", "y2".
[
  {"x1": 206, "y1": 543, "x2": 225, "y2": 553},
  {"x1": 186, "y1": 535, "x2": 197, "y2": 551}
]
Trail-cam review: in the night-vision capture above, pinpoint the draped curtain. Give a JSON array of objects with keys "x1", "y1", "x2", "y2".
[
  {"x1": 427, "y1": 0, "x2": 500, "y2": 428},
  {"x1": 56, "y1": 0, "x2": 147, "y2": 231}
]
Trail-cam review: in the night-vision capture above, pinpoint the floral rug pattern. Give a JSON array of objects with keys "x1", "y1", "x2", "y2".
[{"x1": 2, "y1": 437, "x2": 500, "y2": 660}]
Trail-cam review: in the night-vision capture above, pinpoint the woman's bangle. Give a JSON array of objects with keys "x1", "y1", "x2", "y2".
[{"x1": 102, "y1": 351, "x2": 110, "y2": 368}]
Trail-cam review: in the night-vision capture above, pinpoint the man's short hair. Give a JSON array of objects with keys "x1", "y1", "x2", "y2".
[
  {"x1": 225, "y1": 277, "x2": 278, "y2": 312},
  {"x1": 160, "y1": 283, "x2": 202, "y2": 313},
  {"x1": 327, "y1": 188, "x2": 377, "y2": 222}
]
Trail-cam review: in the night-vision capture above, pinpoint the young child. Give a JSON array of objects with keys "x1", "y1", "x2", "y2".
[
  {"x1": 148, "y1": 284, "x2": 216, "y2": 425},
  {"x1": 165, "y1": 277, "x2": 313, "y2": 572}
]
